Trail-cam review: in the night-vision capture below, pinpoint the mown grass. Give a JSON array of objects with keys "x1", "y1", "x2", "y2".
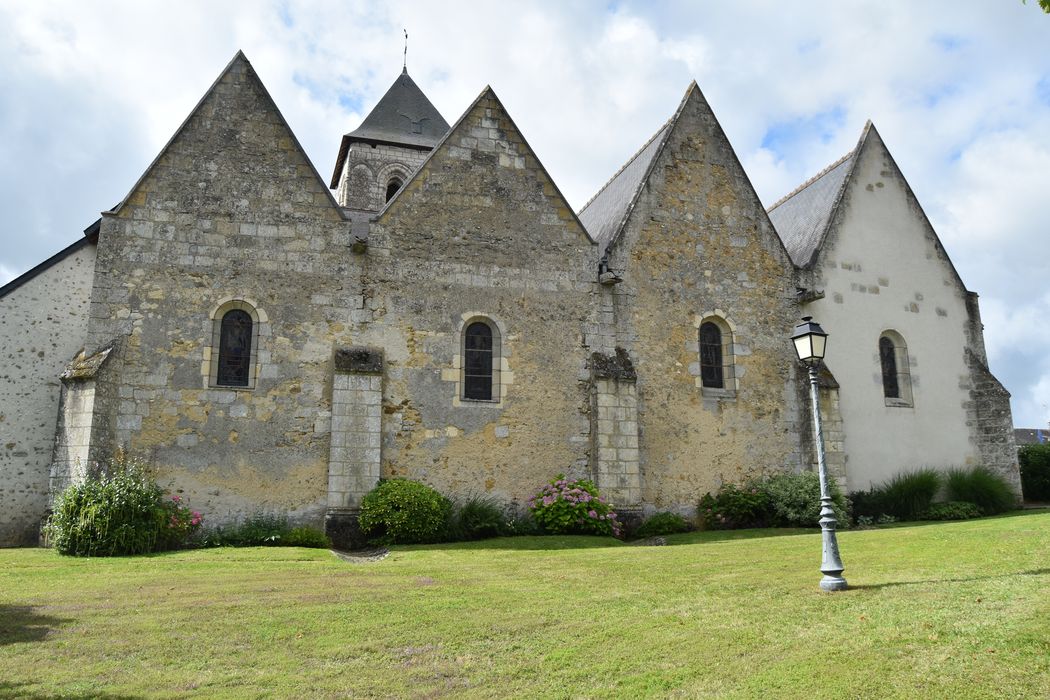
[{"x1": 1, "y1": 511, "x2": 1048, "y2": 699}]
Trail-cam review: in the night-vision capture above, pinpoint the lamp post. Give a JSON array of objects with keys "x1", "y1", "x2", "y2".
[{"x1": 791, "y1": 316, "x2": 848, "y2": 592}]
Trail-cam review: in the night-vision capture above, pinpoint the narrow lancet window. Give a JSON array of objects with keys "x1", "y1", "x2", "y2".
[
  {"x1": 880, "y1": 336, "x2": 899, "y2": 399},
  {"x1": 217, "y1": 309, "x2": 253, "y2": 387},
  {"x1": 385, "y1": 178, "x2": 403, "y2": 202},
  {"x1": 699, "y1": 322, "x2": 724, "y2": 389},
  {"x1": 463, "y1": 322, "x2": 494, "y2": 400}
]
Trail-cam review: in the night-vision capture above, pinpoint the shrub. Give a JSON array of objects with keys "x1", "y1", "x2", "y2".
[
  {"x1": 281, "y1": 526, "x2": 331, "y2": 548},
  {"x1": 944, "y1": 466, "x2": 1018, "y2": 515},
  {"x1": 1019, "y1": 444, "x2": 1050, "y2": 501},
  {"x1": 202, "y1": 515, "x2": 330, "y2": 548},
  {"x1": 45, "y1": 456, "x2": 202, "y2": 556},
  {"x1": 359, "y1": 479, "x2": 452, "y2": 544},
  {"x1": 528, "y1": 475, "x2": 621, "y2": 537},
  {"x1": 763, "y1": 471, "x2": 849, "y2": 528},
  {"x1": 920, "y1": 501, "x2": 982, "y2": 521},
  {"x1": 454, "y1": 494, "x2": 506, "y2": 540},
  {"x1": 872, "y1": 469, "x2": 942, "y2": 521},
  {"x1": 698, "y1": 482, "x2": 772, "y2": 530},
  {"x1": 635, "y1": 512, "x2": 692, "y2": 538}
]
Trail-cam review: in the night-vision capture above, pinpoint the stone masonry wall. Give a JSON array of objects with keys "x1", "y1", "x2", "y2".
[
  {"x1": 362, "y1": 88, "x2": 599, "y2": 509},
  {"x1": 605, "y1": 86, "x2": 805, "y2": 510},
  {"x1": 0, "y1": 243, "x2": 96, "y2": 545},
  {"x1": 82, "y1": 55, "x2": 355, "y2": 527}
]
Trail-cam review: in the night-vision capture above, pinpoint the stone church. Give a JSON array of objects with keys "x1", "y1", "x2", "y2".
[{"x1": 0, "y1": 52, "x2": 1020, "y2": 546}]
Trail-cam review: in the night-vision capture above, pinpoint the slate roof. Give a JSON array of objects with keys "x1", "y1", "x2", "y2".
[
  {"x1": 331, "y1": 69, "x2": 450, "y2": 187},
  {"x1": 1015, "y1": 428, "x2": 1048, "y2": 446},
  {"x1": 349, "y1": 68, "x2": 450, "y2": 147},
  {"x1": 578, "y1": 121, "x2": 671, "y2": 252},
  {"x1": 766, "y1": 151, "x2": 856, "y2": 268}
]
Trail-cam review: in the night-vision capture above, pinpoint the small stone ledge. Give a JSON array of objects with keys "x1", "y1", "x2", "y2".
[
  {"x1": 60, "y1": 346, "x2": 114, "y2": 381},
  {"x1": 334, "y1": 346, "x2": 384, "y2": 374},
  {"x1": 591, "y1": 347, "x2": 637, "y2": 381}
]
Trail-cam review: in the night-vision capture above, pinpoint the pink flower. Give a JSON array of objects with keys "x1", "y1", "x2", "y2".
[
  {"x1": 588, "y1": 510, "x2": 598, "y2": 519},
  {"x1": 171, "y1": 494, "x2": 181, "y2": 503}
]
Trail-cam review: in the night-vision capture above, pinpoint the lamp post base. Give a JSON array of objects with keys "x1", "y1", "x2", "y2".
[{"x1": 819, "y1": 575, "x2": 848, "y2": 592}]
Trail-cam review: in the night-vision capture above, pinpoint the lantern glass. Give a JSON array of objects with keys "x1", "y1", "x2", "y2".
[{"x1": 791, "y1": 317, "x2": 828, "y2": 363}]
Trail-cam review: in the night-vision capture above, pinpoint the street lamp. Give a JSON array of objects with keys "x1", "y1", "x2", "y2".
[{"x1": 791, "y1": 316, "x2": 848, "y2": 592}]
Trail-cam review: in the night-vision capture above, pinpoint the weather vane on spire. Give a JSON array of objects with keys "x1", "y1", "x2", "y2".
[{"x1": 403, "y1": 29, "x2": 408, "y2": 72}]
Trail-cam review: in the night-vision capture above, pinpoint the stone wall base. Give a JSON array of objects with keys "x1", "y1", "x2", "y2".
[{"x1": 325, "y1": 508, "x2": 368, "y2": 550}]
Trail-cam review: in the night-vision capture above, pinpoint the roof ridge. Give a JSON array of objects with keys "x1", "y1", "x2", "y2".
[
  {"x1": 767, "y1": 149, "x2": 854, "y2": 213},
  {"x1": 578, "y1": 118, "x2": 672, "y2": 215}
]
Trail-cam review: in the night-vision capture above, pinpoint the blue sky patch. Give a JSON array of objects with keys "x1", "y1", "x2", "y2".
[
  {"x1": 1037, "y1": 76, "x2": 1050, "y2": 106},
  {"x1": 761, "y1": 106, "x2": 847, "y2": 157},
  {"x1": 932, "y1": 33, "x2": 965, "y2": 51}
]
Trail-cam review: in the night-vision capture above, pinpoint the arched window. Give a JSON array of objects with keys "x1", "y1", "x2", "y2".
[
  {"x1": 208, "y1": 300, "x2": 263, "y2": 390},
  {"x1": 464, "y1": 322, "x2": 494, "y2": 400},
  {"x1": 879, "y1": 331, "x2": 912, "y2": 406},
  {"x1": 217, "y1": 310, "x2": 252, "y2": 387},
  {"x1": 879, "y1": 336, "x2": 899, "y2": 398},
  {"x1": 385, "y1": 178, "x2": 403, "y2": 202},
  {"x1": 699, "y1": 322, "x2": 725, "y2": 389}
]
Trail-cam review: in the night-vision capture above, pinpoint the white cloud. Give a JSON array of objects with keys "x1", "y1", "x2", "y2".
[{"x1": 0, "y1": 0, "x2": 1048, "y2": 423}]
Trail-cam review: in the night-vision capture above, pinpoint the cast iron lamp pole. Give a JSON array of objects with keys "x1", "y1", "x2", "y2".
[{"x1": 791, "y1": 316, "x2": 848, "y2": 592}]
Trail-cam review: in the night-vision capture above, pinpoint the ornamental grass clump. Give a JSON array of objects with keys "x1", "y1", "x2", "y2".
[
  {"x1": 528, "y1": 475, "x2": 621, "y2": 537},
  {"x1": 45, "y1": 456, "x2": 202, "y2": 556},
  {"x1": 944, "y1": 466, "x2": 1018, "y2": 515}
]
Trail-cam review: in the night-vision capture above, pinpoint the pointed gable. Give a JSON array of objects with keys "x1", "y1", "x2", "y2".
[
  {"x1": 374, "y1": 85, "x2": 592, "y2": 261},
  {"x1": 112, "y1": 51, "x2": 345, "y2": 222},
  {"x1": 600, "y1": 81, "x2": 792, "y2": 265}
]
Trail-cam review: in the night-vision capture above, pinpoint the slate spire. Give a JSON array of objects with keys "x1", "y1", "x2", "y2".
[{"x1": 330, "y1": 69, "x2": 451, "y2": 187}]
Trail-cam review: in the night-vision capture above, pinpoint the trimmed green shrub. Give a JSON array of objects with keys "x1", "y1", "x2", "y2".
[
  {"x1": 873, "y1": 469, "x2": 942, "y2": 520},
  {"x1": 1019, "y1": 444, "x2": 1050, "y2": 501},
  {"x1": 698, "y1": 483, "x2": 772, "y2": 530},
  {"x1": 920, "y1": 501, "x2": 982, "y2": 521},
  {"x1": 45, "y1": 456, "x2": 202, "y2": 556},
  {"x1": 454, "y1": 494, "x2": 506, "y2": 540},
  {"x1": 359, "y1": 478, "x2": 452, "y2": 544},
  {"x1": 945, "y1": 466, "x2": 1018, "y2": 515},
  {"x1": 764, "y1": 471, "x2": 849, "y2": 528},
  {"x1": 528, "y1": 475, "x2": 622, "y2": 537},
  {"x1": 635, "y1": 512, "x2": 692, "y2": 538}
]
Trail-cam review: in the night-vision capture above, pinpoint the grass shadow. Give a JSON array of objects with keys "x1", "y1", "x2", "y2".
[
  {"x1": 0, "y1": 605, "x2": 69, "y2": 646},
  {"x1": 0, "y1": 681, "x2": 139, "y2": 700},
  {"x1": 376, "y1": 527, "x2": 820, "y2": 554},
  {"x1": 849, "y1": 567, "x2": 1050, "y2": 591}
]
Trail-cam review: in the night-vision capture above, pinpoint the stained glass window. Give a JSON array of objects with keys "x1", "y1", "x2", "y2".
[
  {"x1": 464, "y1": 322, "x2": 494, "y2": 400},
  {"x1": 699, "y1": 322, "x2": 724, "y2": 389},
  {"x1": 217, "y1": 309, "x2": 252, "y2": 387}
]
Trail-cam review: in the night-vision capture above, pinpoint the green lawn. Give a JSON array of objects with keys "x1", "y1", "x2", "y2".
[{"x1": 1, "y1": 512, "x2": 1048, "y2": 699}]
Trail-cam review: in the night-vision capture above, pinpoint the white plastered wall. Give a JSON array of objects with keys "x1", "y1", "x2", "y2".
[
  {"x1": 804, "y1": 137, "x2": 975, "y2": 492},
  {"x1": 0, "y1": 243, "x2": 96, "y2": 544}
]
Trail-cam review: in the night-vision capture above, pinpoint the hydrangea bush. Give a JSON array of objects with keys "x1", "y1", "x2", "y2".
[{"x1": 528, "y1": 475, "x2": 621, "y2": 537}]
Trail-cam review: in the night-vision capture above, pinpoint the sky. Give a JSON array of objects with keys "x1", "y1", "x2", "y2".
[{"x1": 1, "y1": 1, "x2": 1047, "y2": 427}]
